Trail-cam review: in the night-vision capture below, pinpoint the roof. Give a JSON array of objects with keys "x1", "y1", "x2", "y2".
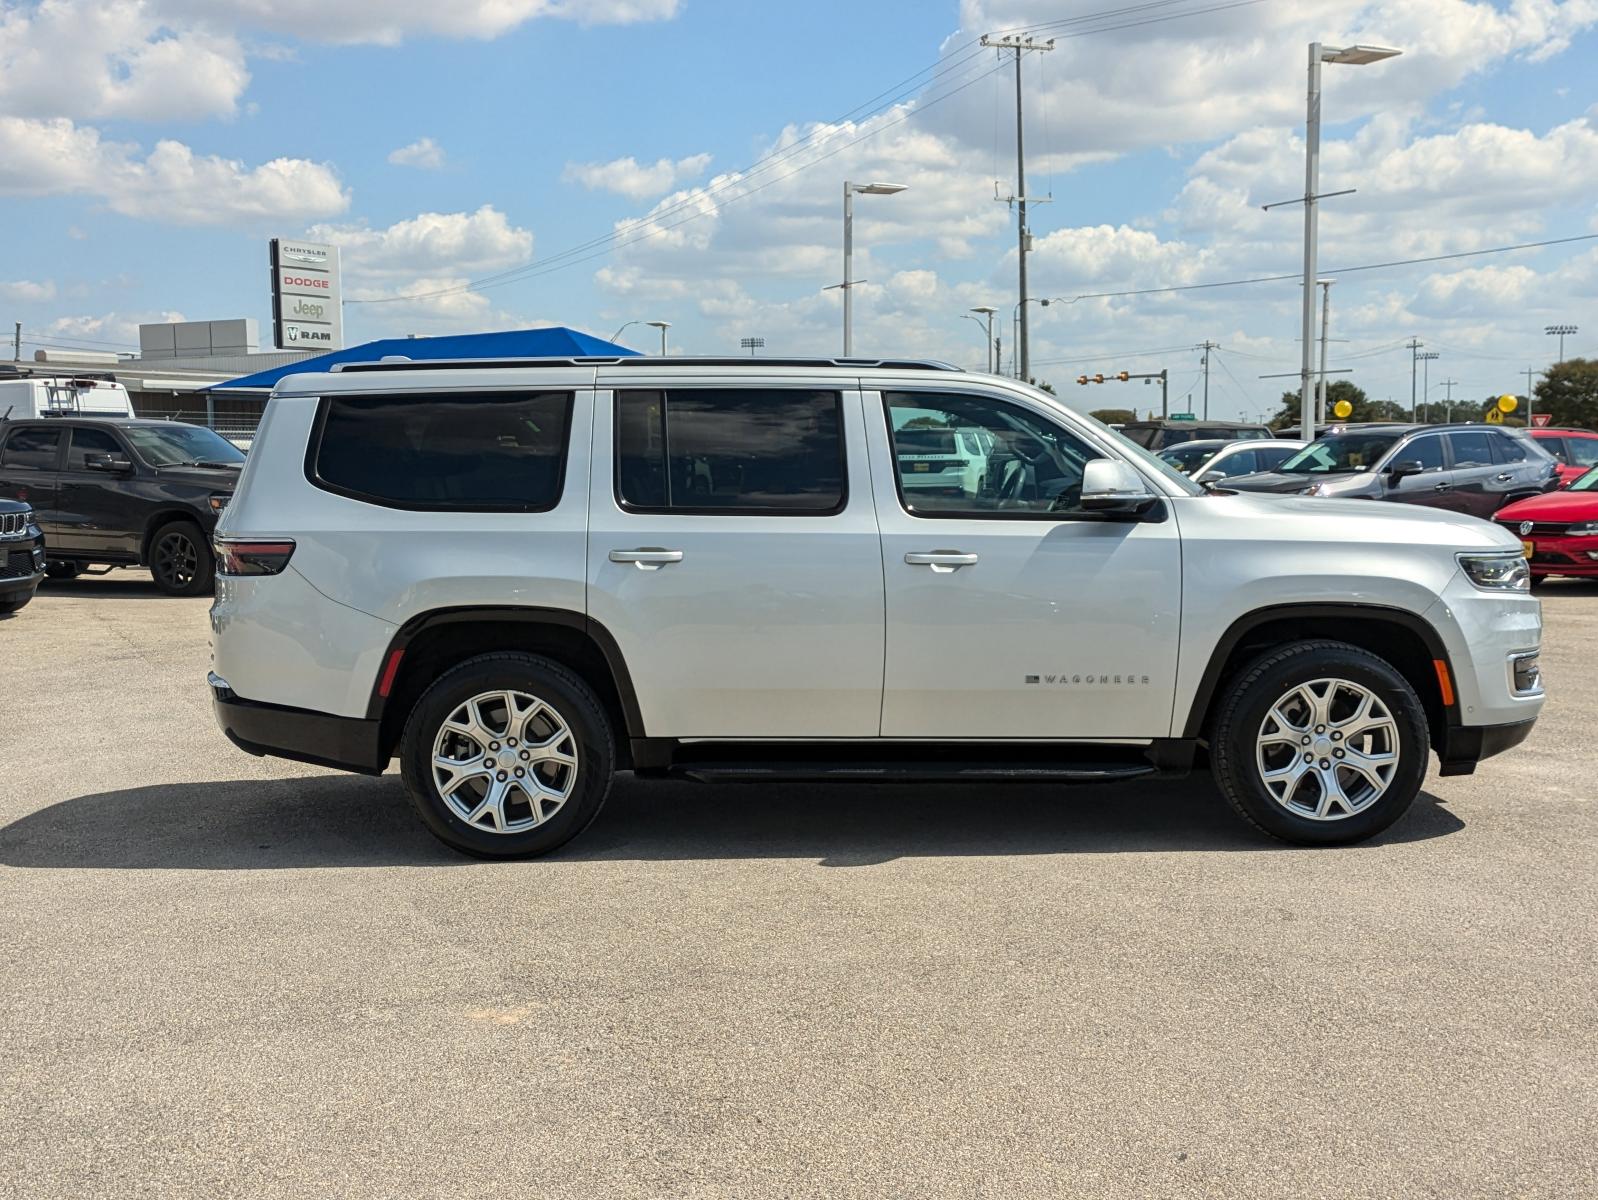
[
  {"x1": 1, "y1": 415, "x2": 188, "y2": 427},
  {"x1": 212, "y1": 327, "x2": 641, "y2": 391},
  {"x1": 1122, "y1": 418, "x2": 1271, "y2": 429}
]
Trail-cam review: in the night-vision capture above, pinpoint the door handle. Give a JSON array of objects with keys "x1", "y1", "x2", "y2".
[
  {"x1": 1433, "y1": 482, "x2": 1451, "y2": 492},
  {"x1": 1495, "y1": 472, "x2": 1514, "y2": 482},
  {"x1": 609, "y1": 548, "x2": 683, "y2": 570},
  {"x1": 905, "y1": 550, "x2": 979, "y2": 572}
]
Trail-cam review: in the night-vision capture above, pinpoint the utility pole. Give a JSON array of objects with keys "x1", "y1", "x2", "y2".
[
  {"x1": 1316, "y1": 279, "x2": 1333, "y2": 423},
  {"x1": 1406, "y1": 338, "x2": 1423, "y2": 421},
  {"x1": 982, "y1": 32, "x2": 1054, "y2": 385},
  {"x1": 1526, "y1": 366, "x2": 1538, "y2": 427},
  {"x1": 1441, "y1": 378, "x2": 1458, "y2": 422},
  {"x1": 1159, "y1": 368, "x2": 1168, "y2": 419},
  {"x1": 1197, "y1": 341, "x2": 1219, "y2": 419},
  {"x1": 12, "y1": 322, "x2": 19, "y2": 361}
]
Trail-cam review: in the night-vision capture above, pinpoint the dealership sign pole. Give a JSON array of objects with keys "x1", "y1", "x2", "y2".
[{"x1": 270, "y1": 238, "x2": 344, "y2": 352}]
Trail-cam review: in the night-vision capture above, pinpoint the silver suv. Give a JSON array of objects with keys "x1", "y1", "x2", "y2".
[{"x1": 209, "y1": 356, "x2": 1544, "y2": 858}]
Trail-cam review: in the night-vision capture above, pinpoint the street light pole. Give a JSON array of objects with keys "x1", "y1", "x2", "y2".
[
  {"x1": 839, "y1": 181, "x2": 907, "y2": 356},
  {"x1": 1546, "y1": 323, "x2": 1577, "y2": 364},
  {"x1": 646, "y1": 320, "x2": 671, "y2": 355},
  {"x1": 1317, "y1": 279, "x2": 1333, "y2": 424},
  {"x1": 972, "y1": 305, "x2": 998, "y2": 373},
  {"x1": 1419, "y1": 350, "x2": 1439, "y2": 420}
]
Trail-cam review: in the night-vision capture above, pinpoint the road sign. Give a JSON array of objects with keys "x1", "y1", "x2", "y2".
[
  {"x1": 1485, "y1": 407, "x2": 1504, "y2": 425},
  {"x1": 1171, "y1": 413, "x2": 1196, "y2": 421},
  {"x1": 1531, "y1": 412, "x2": 1552, "y2": 428}
]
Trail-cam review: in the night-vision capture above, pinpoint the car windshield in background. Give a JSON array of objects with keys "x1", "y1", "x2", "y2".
[
  {"x1": 1278, "y1": 432, "x2": 1403, "y2": 474},
  {"x1": 123, "y1": 425, "x2": 245, "y2": 467}
]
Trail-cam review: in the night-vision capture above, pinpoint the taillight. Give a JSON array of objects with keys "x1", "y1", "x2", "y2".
[{"x1": 214, "y1": 538, "x2": 295, "y2": 576}]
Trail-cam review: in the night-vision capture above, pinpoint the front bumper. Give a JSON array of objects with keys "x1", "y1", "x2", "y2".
[
  {"x1": 0, "y1": 536, "x2": 46, "y2": 605},
  {"x1": 1524, "y1": 535, "x2": 1598, "y2": 577},
  {"x1": 210, "y1": 674, "x2": 387, "y2": 775},
  {"x1": 1438, "y1": 718, "x2": 1538, "y2": 777}
]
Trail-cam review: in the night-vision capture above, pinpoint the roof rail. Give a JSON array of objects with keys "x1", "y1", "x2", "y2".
[
  {"x1": 0, "y1": 364, "x2": 118, "y2": 383},
  {"x1": 330, "y1": 355, "x2": 963, "y2": 375}
]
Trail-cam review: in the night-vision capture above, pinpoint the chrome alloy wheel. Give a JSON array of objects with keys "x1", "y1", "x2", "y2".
[
  {"x1": 430, "y1": 690, "x2": 579, "y2": 834},
  {"x1": 1255, "y1": 678, "x2": 1399, "y2": 821}
]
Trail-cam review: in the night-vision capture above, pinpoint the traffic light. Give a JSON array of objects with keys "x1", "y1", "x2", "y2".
[
  {"x1": 1076, "y1": 375, "x2": 1089, "y2": 386},
  {"x1": 1116, "y1": 371, "x2": 1130, "y2": 382},
  {"x1": 1093, "y1": 373, "x2": 1104, "y2": 384}
]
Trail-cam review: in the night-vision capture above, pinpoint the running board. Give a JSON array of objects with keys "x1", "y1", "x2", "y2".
[{"x1": 665, "y1": 761, "x2": 1158, "y2": 784}]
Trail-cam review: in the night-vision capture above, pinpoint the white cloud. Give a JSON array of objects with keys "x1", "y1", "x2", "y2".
[
  {"x1": 43, "y1": 310, "x2": 186, "y2": 350},
  {"x1": 388, "y1": 137, "x2": 446, "y2": 170},
  {"x1": 306, "y1": 205, "x2": 533, "y2": 280},
  {"x1": 0, "y1": 117, "x2": 349, "y2": 225},
  {"x1": 0, "y1": 279, "x2": 55, "y2": 302},
  {"x1": 563, "y1": 153, "x2": 713, "y2": 199}
]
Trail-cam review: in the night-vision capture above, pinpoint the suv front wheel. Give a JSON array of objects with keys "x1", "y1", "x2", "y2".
[
  {"x1": 1211, "y1": 640, "x2": 1430, "y2": 845},
  {"x1": 399, "y1": 653, "x2": 616, "y2": 859}
]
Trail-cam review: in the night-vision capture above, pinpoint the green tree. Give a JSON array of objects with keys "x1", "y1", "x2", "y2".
[
  {"x1": 1089, "y1": 408, "x2": 1136, "y2": 424},
  {"x1": 1266, "y1": 380, "x2": 1402, "y2": 428},
  {"x1": 1534, "y1": 358, "x2": 1598, "y2": 429}
]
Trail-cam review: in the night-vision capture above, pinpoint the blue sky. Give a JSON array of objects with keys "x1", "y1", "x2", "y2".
[{"x1": 3, "y1": 0, "x2": 1596, "y2": 418}]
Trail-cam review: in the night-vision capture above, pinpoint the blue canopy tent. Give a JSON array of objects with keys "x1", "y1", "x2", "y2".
[{"x1": 212, "y1": 326, "x2": 640, "y2": 392}]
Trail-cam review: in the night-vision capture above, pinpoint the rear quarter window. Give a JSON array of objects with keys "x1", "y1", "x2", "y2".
[{"x1": 308, "y1": 391, "x2": 573, "y2": 511}]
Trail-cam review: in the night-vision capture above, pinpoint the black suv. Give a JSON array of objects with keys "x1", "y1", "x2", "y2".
[
  {"x1": 0, "y1": 498, "x2": 45, "y2": 614},
  {"x1": 1224, "y1": 423, "x2": 1558, "y2": 518},
  {"x1": 0, "y1": 417, "x2": 244, "y2": 595}
]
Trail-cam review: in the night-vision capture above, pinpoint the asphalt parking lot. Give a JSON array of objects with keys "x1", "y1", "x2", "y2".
[{"x1": 1, "y1": 574, "x2": 1594, "y2": 1199}]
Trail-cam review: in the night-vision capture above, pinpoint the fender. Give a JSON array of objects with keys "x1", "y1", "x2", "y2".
[{"x1": 1181, "y1": 602, "x2": 1455, "y2": 739}]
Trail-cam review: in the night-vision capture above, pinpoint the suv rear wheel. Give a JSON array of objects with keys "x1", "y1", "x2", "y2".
[
  {"x1": 399, "y1": 652, "x2": 615, "y2": 858},
  {"x1": 1211, "y1": 640, "x2": 1430, "y2": 845},
  {"x1": 149, "y1": 520, "x2": 213, "y2": 596}
]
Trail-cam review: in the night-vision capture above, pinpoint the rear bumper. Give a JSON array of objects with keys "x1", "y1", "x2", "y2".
[
  {"x1": 211, "y1": 674, "x2": 387, "y2": 775},
  {"x1": 1437, "y1": 718, "x2": 1537, "y2": 777}
]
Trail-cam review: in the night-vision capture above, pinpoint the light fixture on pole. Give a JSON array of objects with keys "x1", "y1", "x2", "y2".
[
  {"x1": 1418, "y1": 350, "x2": 1439, "y2": 421},
  {"x1": 1546, "y1": 323, "x2": 1577, "y2": 363},
  {"x1": 969, "y1": 305, "x2": 998, "y2": 372},
  {"x1": 1265, "y1": 41, "x2": 1401, "y2": 449},
  {"x1": 645, "y1": 320, "x2": 671, "y2": 354},
  {"x1": 610, "y1": 319, "x2": 642, "y2": 343},
  {"x1": 835, "y1": 181, "x2": 907, "y2": 356},
  {"x1": 740, "y1": 336, "x2": 765, "y2": 356}
]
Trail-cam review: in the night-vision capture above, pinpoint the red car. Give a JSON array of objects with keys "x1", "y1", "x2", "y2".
[
  {"x1": 1496, "y1": 466, "x2": 1598, "y2": 581},
  {"x1": 1528, "y1": 427, "x2": 1598, "y2": 486}
]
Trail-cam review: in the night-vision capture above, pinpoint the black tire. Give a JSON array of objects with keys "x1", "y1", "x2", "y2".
[
  {"x1": 1210, "y1": 640, "x2": 1430, "y2": 846},
  {"x1": 149, "y1": 520, "x2": 213, "y2": 596},
  {"x1": 45, "y1": 561, "x2": 80, "y2": 580},
  {"x1": 399, "y1": 652, "x2": 615, "y2": 859}
]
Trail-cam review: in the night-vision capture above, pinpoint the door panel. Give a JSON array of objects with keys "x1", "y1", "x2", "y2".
[
  {"x1": 54, "y1": 426, "x2": 139, "y2": 555},
  {"x1": 1383, "y1": 433, "x2": 1454, "y2": 510},
  {"x1": 1445, "y1": 430, "x2": 1501, "y2": 517},
  {"x1": 0, "y1": 426, "x2": 63, "y2": 529},
  {"x1": 869, "y1": 388, "x2": 1181, "y2": 739},
  {"x1": 585, "y1": 386, "x2": 885, "y2": 738}
]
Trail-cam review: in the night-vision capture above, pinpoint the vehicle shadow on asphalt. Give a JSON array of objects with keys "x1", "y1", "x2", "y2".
[
  {"x1": 37, "y1": 574, "x2": 167, "y2": 598},
  {"x1": 0, "y1": 773, "x2": 1464, "y2": 870}
]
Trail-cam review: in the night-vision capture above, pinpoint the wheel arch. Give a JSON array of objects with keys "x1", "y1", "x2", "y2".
[
  {"x1": 140, "y1": 508, "x2": 208, "y2": 564},
  {"x1": 1183, "y1": 604, "x2": 1455, "y2": 753},
  {"x1": 371, "y1": 606, "x2": 645, "y2": 767}
]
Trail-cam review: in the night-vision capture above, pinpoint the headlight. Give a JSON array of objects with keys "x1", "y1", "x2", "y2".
[
  {"x1": 1566, "y1": 521, "x2": 1598, "y2": 536},
  {"x1": 1300, "y1": 483, "x2": 1324, "y2": 496},
  {"x1": 208, "y1": 493, "x2": 230, "y2": 514},
  {"x1": 1458, "y1": 552, "x2": 1530, "y2": 592}
]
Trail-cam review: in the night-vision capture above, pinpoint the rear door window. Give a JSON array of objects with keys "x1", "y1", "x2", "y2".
[
  {"x1": 615, "y1": 388, "x2": 845, "y2": 514},
  {"x1": 1568, "y1": 437, "x2": 1598, "y2": 468},
  {"x1": 1447, "y1": 431, "x2": 1494, "y2": 468},
  {"x1": 1536, "y1": 436, "x2": 1569, "y2": 463},
  {"x1": 310, "y1": 391, "x2": 573, "y2": 511},
  {"x1": 0, "y1": 427, "x2": 63, "y2": 470}
]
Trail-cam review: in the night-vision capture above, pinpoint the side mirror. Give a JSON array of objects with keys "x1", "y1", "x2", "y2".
[
  {"x1": 1081, "y1": 459, "x2": 1159, "y2": 517},
  {"x1": 85, "y1": 453, "x2": 134, "y2": 473},
  {"x1": 1387, "y1": 459, "x2": 1425, "y2": 480}
]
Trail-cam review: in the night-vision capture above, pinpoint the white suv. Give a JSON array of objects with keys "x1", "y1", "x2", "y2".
[{"x1": 210, "y1": 356, "x2": 1544, "y2": 857}]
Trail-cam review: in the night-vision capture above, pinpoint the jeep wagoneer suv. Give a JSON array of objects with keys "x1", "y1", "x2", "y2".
[{"x1": 210, "y1": 356, "x2": 1544, "y2": 857}]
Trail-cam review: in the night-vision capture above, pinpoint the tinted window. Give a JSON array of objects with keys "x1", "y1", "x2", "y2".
[
  {"x1": 1536, "y1": 436, "x2": 1569, "y2": 464},
  {"x1": 1568, "y1": 437, "x2": 1598, "y2": 467},
  {"x1": 1395, "y1": 435, "x2": 1446, "y2": 472},
  {"x1": 1206, "y1": 449, "x2": 1257, "y2": 478},
  {"x1": 313, "y1": 391, "x2": 572, "y2": 511},
  {"x1": 1494, "y1": 432, "x2": 1528, "y2": 463},
  {"x1": 0, "y1": 427, "x2": 62, "y2": 469},
  {"x1": 1281, "y1": 432, "x2": 1402, "y2": 473},
  {"x1": 67, "y1": 427, "x2": 124, "y2": 468},
  {"x1": 616, "y1": 389, "x2": 844, "y2": 513},
  {"x1": 885, "y1": 391, "x2": 1104, "y2": 517},
  {"x1": 1448, "y1": 431, "x2": 1494, "y2": 468},
  {"x1": 1256, "y1": 445, "x2": 1299, "y2": 471}
]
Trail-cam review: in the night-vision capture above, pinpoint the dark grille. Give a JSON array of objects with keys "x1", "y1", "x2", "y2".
[
  {"x1": 1499, "y1": 520, "x2": 1568, "y2": 537},
  {"x1": 1, "y1": 549, "x2": 36, "y2": 579},
  {"x1": 0, "y1": 510, "x2": 32, "y2": 537}
]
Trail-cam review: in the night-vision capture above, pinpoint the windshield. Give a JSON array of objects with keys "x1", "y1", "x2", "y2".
[
  {"x1": 122, "y1": 424, "x2": 245, "y2": 467},
  {"x1": 1571, "y1": 466, "x2": 1598, "y2": 492},
  {"x1": 1278, "y1": 431, "x2": 1403, "y2": 475}
]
